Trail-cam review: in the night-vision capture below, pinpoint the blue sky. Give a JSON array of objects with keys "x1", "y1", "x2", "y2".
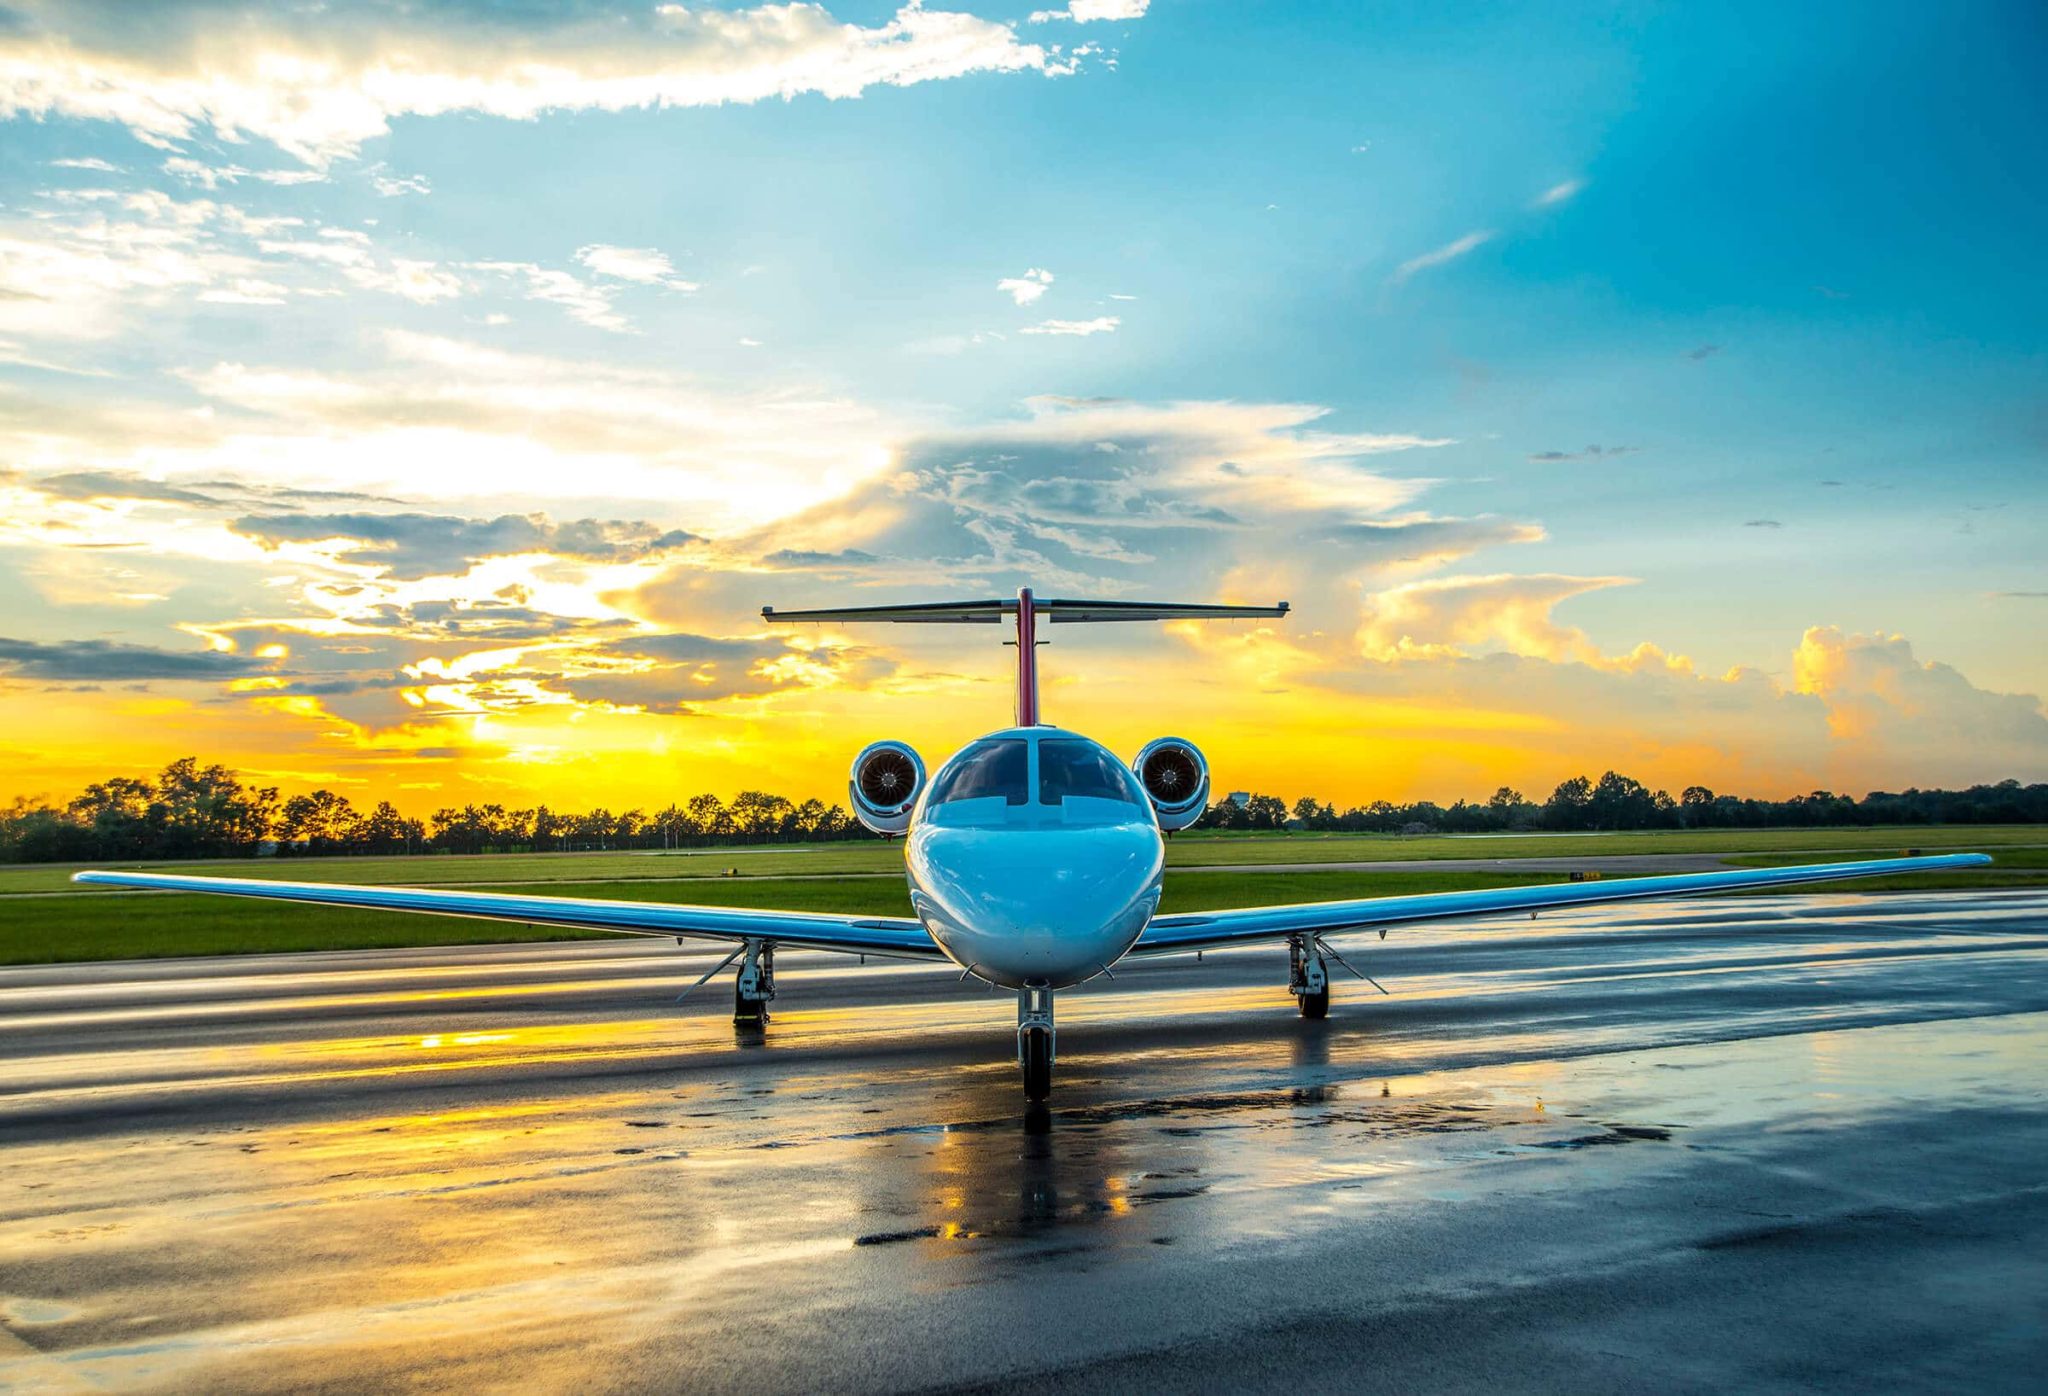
[{"x1": 0, "y1": 0, "x2": 2041, "y2": 806}]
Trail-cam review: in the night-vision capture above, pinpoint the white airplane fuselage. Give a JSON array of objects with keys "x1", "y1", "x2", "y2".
[{"x1": 904, "y1": 726, "x2": 1165, "y2": 989}]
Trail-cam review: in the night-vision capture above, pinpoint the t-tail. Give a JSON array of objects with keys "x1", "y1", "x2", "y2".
[{"x1": 761, "y1": 588, "x2": 1289, "y2": 725}]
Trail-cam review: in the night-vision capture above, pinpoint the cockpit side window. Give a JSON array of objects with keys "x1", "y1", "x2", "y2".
[
  {"x1": 1037, "y1": 738, "x2": 1145, "y2": 807},
  {"x1": 925, "y1": 739, "x2": 1030, "y2": 807}
]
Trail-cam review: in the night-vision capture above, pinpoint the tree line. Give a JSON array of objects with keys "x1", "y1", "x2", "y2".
[
  {"x1": 1, "y1": 758, "x2": 875, "y2": 863},
  {"x1": 1193, "y1": 774, "x2": 2047, "y2": 835},
  {"x1": 1, "y1": 757, "x2": 2041, "y2": 864}
]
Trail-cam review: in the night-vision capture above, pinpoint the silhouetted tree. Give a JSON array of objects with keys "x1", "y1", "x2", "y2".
[
  {"x1": 1244, "y1": 794, "x2": 1289, "y2": 830},
  {"x1": 4, "y1": 755, "x2": 2040, "y2": 864},
  {"x1": 1542, "y1": 776, "x2": 1594, "y2": 831},
  {"x1": 277, "y1": 790, "x2": 360, "y2": 854}
]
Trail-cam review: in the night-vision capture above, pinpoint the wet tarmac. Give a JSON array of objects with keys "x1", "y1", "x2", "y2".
[{"x1": 2, "y1": 890, "x2": 2046, "y2": 1392}]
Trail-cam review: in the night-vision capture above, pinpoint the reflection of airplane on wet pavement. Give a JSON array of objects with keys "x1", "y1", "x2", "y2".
[{"x1": 76, "y1": 589, "x2": 1990, "y2": 1101}]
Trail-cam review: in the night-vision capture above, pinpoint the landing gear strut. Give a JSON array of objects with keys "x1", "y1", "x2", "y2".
[
  {"x1": 1289, "y1": 935, "x2": 1330, "y2": 1019},
  {"x1": 733, "y1": 939, "x2": 776, "y2": 1026},
  {"x1": 1018, "y1": 985, "x2": 1056, "y2": 1101}
]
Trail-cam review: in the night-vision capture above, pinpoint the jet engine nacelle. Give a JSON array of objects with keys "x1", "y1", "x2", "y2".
[
  {"x1": 849, "y1": 740, "x2": 926, "y2": 836},
  {"x1": 1132, "y1": 737, "x2": 1209, "y2": 832}
]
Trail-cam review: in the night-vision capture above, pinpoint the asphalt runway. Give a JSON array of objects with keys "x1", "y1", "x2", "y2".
[{"x1": 3, "y1": 890, "x2": 2046, "y2": 1392}]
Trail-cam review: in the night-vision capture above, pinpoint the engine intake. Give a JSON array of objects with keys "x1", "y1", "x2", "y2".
[
  {"x1": 1132, "y1": 737, "x2": 1209, "y2": 831},
  {"x1": 849, "y1": 740, "x2": 926, "y2": 836}
]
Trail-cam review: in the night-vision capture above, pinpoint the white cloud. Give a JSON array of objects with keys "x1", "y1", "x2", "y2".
[
  {"x1": 997, "y1": 267, "x2": 1054, "y2": 305},
  {"x1": 1389, "y1": 230, "x2": 1495, "y2": 285},
  {"x1": 0, "y1": 192, "x2": 279, "y2": 339},
  {"x1": 198, "y1": 278, "x2": 292, "y2": 306},
  {"x1": 44, "y1": 330, "x2": 898, "y2": 530},
  {"x1": 370, "y1": 171, "x2": 431, "y2": 198},
  {"x1": 256, "y1": 231, "x2": 466, "y2": 304},
  {"x1": 1536, "y1": 178, "x2": 1586, "y2": 206},
  {"x1": 161, "y1": 156, "x2": 230, "y2": 189},
  {"x1": 575, "y1": 244, "x2": 700, "y2": 292},
  {"x1": 49, "y1": 156, "x2": 120, "y2": 172},
  {"x1": 1020, "y1": 315, "x2": 1118, "y2": 335},
  {"x1": 1358, "y1": 573, "x2": 1634, "y2": 663},
  {"x1": 470, "y1": 262, "x2": 623, "y2": 330},
  {"x1": 591, "y1": 395, "x2": 1472, "y2": 652},
  {"x1": 1793, "y1": 627, "x2": 2048, "y2": 768},
  {"x1": 1031, "y1": 1, "x2": 1151, "y2": 21},
  {"x1": 364, "y1": 259, "x2": 466, "y2": 305},
  {"x1": 0, "y1": 180, "x2": 717, "y2": 341},
  {"x1": 1322, "y1": 605, "x2": 2048, "y2": 795},
  {"x1": 0, "y1": 2, "x2": 1081, "y2": 167},
  {"x1": 905, "y1": 329, "x2": 1006, "y2": 354},
  {"x1": 162, "y1": 157, "x2": 326, "y2": 189}
]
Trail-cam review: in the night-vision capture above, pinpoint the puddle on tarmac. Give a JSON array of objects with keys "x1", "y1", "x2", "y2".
[
  {"x1": 826, "y1": 1081, "x2": 1676, "y2": 1248},
  {"x1": 1, "y1": 1296, "x2": 82, "y2": 1325}
]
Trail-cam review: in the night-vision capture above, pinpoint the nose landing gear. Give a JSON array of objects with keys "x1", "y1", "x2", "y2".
[
  {"x1": 1289, "y1": 935, "x2": 1330, "y2": 1019},
  {"x1": 1017, "y1": 985, "x2": 1056, "y2": 1100}
]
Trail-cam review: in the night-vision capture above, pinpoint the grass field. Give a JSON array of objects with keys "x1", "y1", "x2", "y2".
[
  {"x1": 1165, "y1": 824, "x2": 2046, "y2": 864},
  {"x1": 0, "y1": 827, "x2": 2039, "y2": 966},
  {"x1": 2, "y1": 823, "x2": 2040, "y2": 895}
]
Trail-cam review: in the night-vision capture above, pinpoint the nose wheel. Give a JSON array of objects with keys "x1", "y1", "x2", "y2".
[{"x1": 1017, "y1": 986, "x2": 1056, "y2": 1101}]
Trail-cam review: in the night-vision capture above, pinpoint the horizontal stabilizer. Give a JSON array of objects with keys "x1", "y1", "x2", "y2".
[
  {"x1": 1043, "y1": 599, "x2": 1289, "y2": 624},
  {"x1": 763, "y1": 586, "x2": 1288, "y2": 725},
  {"x1": 762, "y1": 599, "x2": 1010, "y2": 624},
  {"x1": 763, "y1": 597, "x2": 1288, "y2": 625}
]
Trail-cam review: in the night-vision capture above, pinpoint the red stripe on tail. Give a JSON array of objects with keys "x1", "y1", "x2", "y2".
[{"x1": 1015, "y1": 586, "x2": 1039, "y2": 725}]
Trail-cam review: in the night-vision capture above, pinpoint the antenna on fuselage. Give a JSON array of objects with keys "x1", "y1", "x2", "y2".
[{"x1": 760, "y1": 588, "x2": 1290, "y2": 726}]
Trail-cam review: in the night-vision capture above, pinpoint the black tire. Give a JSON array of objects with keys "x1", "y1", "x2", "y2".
[
  {"x1": 733, "y1": 981, "x2": 768, "y2": 1027},
  {"x1": 1021, "y1": 1028, "x2": 1053, "y2": 1101},
  {"x1": 1299, "y1": 987, "x2": 1330, "y2": 1019}
]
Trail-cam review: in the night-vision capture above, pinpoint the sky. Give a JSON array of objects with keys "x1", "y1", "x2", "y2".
[{"x1": 0, "y1": 0, "x2": 2043, "y2": 815}]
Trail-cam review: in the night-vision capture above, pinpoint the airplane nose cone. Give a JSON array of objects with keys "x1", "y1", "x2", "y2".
[{"x1": 908, "y1": 823, "x2": 1163, "y2": 988}]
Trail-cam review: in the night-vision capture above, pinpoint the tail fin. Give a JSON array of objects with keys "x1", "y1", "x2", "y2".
[{"x1": 763, "y1": 588, "x2": 1287, "y2": 725}]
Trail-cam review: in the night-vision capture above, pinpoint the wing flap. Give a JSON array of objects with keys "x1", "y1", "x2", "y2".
[
  {"x1": 71, "y1": 871, "x2": 940, "y2": 958},
  {"x1": 1131, "y1": 853, "x2": 1992, "y2": 955}
]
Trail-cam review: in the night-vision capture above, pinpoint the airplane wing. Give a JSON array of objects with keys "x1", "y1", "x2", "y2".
[
  {"x1": 70, "y1": 871, "x2": 942, "y2": 959},
  {"x1": 1130, "y1": 853, "x2": 1992, "y2": 956}
]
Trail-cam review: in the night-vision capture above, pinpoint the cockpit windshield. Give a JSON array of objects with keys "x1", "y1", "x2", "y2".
[
  {"x1": 923, "y1": 739, "x2": 1029, "y2": 808},
  {"x1": 1037, "y1": 738, "x2": 1145, "y2": 808}
]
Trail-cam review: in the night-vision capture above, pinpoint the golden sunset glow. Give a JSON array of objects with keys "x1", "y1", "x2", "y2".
[{"x1": 0, "y1": 4, "x2": 2040, "y2": 817}]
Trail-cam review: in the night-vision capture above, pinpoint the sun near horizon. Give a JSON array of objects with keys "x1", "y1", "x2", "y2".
[{"x1": 0, "y1": 1, "x2": 2041, "y2": 818}]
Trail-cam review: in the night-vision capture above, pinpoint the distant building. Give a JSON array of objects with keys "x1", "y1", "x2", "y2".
[{"x1": 1228, "y1": 791, "x2": 1250, "y2": 809}]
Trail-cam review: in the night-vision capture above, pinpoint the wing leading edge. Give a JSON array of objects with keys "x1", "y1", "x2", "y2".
[
  {"x1": 1132, "y1": 853, "x2": 1992, "y2": 955},
  {"x1": 70, "y1": 871, "x2": 941, "y2": 959}
]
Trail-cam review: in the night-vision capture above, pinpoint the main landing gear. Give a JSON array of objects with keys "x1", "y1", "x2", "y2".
[
  {"x1": 1289, "y1": 935, "x2": 1330, "y2": 1019},
  {"x1": 733, "y1": 939, "x2": 777, "y2": 1027},
  {"x1": 1018, "y1": 985, "x2": 1056, "y2": 1101}
]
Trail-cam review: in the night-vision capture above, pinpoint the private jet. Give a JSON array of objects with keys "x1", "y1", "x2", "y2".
[{"x1": 76, "y1": 589, "x2": 1989, "y2": 1099}]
